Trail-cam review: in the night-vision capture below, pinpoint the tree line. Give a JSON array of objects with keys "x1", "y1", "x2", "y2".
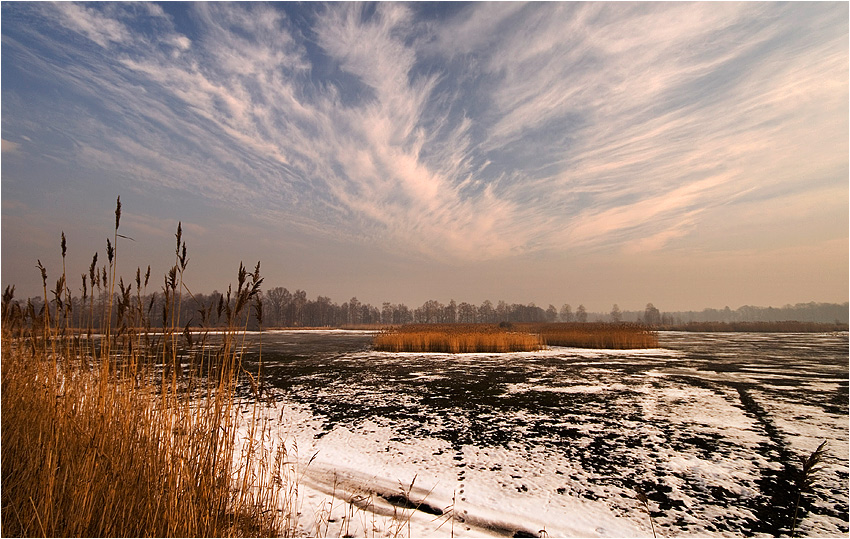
[
  {"x1": 12, "y1": 288, "x2": 589, "y2": 330},
  {"x1": 10, "y1": 281, "x2": 847, "y2": 331}
]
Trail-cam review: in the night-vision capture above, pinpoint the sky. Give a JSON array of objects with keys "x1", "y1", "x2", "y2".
[{"x1": 2, "y1": 1, "x2": 848, "y2": 313}]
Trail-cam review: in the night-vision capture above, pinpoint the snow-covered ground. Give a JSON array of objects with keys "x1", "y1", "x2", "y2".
[
  {"x1": 239, "y1": 399, "x2": 650, "y2": 538},
  {"x1": 232, "y1": 331, "x2": 848, "y2": 537}
]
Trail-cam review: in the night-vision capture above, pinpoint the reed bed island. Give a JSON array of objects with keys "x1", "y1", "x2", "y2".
[
  {"x1": 373, "y1": 323, "x2": 544, "y2": 353},
  {"x1": 373, "y1": 322, "x2": 658, "y2": 353}
]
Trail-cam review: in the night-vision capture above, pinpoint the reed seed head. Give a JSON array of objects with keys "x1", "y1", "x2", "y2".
[
  {"x1": 53, "y1": 276, "x2": 65, "y2": 308},
  {"x1": 37, "y1": 260, "x2": 47, "y2": 287},
  {"x1": 106, "y1": 238, "x2": 114, "y2": 265},
  {"x1": 254, "y1": 295, "x2": 264, "y2": 327},
  {"x1": 797, "y1": 441, "x2": 828, "y2": 491},
  {"x1": 89, "y1": 252, "x2": 98, "y2": 283},
  {"x1": 167, "y1": 266, "x2": 178, "y2": 291},
  {"x1": 237, "y1": 262, "x2": 247, "y2": 292},
  {"x1": 175, "y1": 221, "x2": 182, "y2": 254},
  {"x1": 3, "y1": 285, "x2": 15, "y2": 306}
]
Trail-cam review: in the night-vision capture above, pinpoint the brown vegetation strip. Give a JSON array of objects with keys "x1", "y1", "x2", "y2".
[
  {"x1": 527, "y1": 322, "x2": 659, "y2": 349},
  {"x1": 374, "y1": 323, "x2": 545, "y2": 353},
  {"x1": 373, "y1": 322, "x2": 658, "y2": 352},
  {"x1": 663, "y1": 321, "x2": 848, "y2": 333}
]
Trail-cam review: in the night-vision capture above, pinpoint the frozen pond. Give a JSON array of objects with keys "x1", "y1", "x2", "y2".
[{"x1": 237, "y1": 330, "x2": 848, "y2": 537}]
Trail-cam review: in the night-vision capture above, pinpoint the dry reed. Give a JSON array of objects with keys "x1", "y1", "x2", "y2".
[
  {"x1": 374, "y1": 322, "x2": 657, "y2": 353},
  {"x1": 527, "y1": 322, "x2": 659, "y2": 349},
  {"x1": 374, "y1": 324, "x2": 544, "y2": 353},
  {"x1": 790, "y1": 441, "x2": 829, "y2": 537},
  {"x1": 1, "y1": 199, "x2": 291, "y2": 537}
]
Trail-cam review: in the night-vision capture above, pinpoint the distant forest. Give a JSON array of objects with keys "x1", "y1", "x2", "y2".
[{"x1": 12, "y1": 283, "x2": 848, "y2": 330}]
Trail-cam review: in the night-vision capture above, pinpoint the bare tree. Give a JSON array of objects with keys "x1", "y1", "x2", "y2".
[
  {"x1": 292, "y1": 289, "x2": 307, "y2": 326},
  {"x1": 496, "y1": 300, "x2": 509, "y2": 322},
  {"x1": 576, "y1": 304, "x2": 588, "y2": 323},
  {"x1": 644, "y1": 303, "x2": 661, "y2": 326},
  {"x1": 395, "y1": 303, "x2": 412, "y2": 324},
  {"x1": 478, "y1": 300, "x2": 494, "y2": 323},
  {"x1": 348, "y1": 297, "x2": 361, "y2": 325},
  {"x1": 265, "y1": 286, "x2": 287, "y2": 327},
  {"x1": 610, "y1": 304, "x2": 622, "y2": 323},
  {"x1": 381, "y1": 302, "x2": 393, "y2": 325},
  {"x1": 458, "y1": 302, "x2": 476, "y2": 323},
  {"x1": 445, "y1": 299, "x2": 457, "y2": 324}
]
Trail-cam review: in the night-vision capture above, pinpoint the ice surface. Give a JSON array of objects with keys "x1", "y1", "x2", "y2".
[
  {"x1": 228, "y1": 331, "x2": 848, "y2": 537},
  {"x1": 236, "y1": 400, "x2": 650, "y2": 538}
]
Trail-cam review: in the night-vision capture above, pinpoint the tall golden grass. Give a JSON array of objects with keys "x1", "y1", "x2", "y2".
[
  {"x1": 526, "y1": 322, "x2": 659, "y2": 349},
  {"x1": 373, "y1": 324, "x2": 545, "y2": 353},
  {"x1": 374, "y1": 322, "x2": 658, "y2": 352},
  {"x1": 1, "y1": 198, "x2": 293, "y2": 537}
]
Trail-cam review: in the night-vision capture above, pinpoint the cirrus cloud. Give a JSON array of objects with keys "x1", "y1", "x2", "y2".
[{"x1": 2, "y1": 1, "x2": 847, "y2": 266}]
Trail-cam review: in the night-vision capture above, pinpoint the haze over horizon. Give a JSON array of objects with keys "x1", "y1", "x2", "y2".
[{"x1": 2, "y1": 2, "x2": 848, "y2": 313}]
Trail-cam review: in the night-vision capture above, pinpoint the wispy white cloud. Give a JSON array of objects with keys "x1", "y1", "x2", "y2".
[
  {"x1": 432, "y1": 2, "x2": 847, "y2": 254},
  {"x1": 51, "y1": 2, "x2": 132, "y2": 48},
  {"x1": 3, "y1": 1, "x2": 846, "y2": 266}
]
